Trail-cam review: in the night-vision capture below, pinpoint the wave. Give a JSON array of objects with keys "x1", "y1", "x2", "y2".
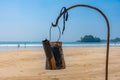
[
  {"x1": 0, "y1": 44, "x2": 42, "y2": 47},
  {"x1": 0, "y1": 42, "x2": 119, "y2": 48}
]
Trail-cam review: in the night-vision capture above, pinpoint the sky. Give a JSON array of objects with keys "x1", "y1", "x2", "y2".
[{"x1": 0, "y1": 0, "x2": 120, "y2": 42}]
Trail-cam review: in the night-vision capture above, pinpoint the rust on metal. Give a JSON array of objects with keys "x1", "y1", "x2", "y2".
[{"x1": 51, "y1": 4, "x2": 110, "y2": 80}]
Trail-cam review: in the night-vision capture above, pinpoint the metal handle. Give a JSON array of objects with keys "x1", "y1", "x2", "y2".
[{"x1": 49, "y1": 26, "x2": 61, "y2": 42}]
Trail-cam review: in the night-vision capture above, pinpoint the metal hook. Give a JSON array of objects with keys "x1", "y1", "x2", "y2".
[{"x1": 51, "y1": 4, "x2": 110, "y2": 80}]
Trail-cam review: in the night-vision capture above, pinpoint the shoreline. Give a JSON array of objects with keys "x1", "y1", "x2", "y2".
[{"x1": 0, "y1": 45, "x2": 119, "y2": 51}]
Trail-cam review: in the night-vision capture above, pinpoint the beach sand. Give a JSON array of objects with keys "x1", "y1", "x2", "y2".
[{"x1": 0, "y1": 47, "x2": 120, "y2": 80}]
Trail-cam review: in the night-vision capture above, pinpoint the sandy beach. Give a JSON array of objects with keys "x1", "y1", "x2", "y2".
[{"x1": 0, "y1": 47, "x2": 120, "y2": 80}]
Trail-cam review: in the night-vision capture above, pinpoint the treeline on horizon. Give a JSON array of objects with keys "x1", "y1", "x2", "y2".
[{"x1": 77, "y1": 35, "x2": 120, "y2": 42}]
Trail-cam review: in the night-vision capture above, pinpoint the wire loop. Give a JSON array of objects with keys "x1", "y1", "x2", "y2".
[{"x1": 49, "y1": 26, "x2": 61, "y2": 42}]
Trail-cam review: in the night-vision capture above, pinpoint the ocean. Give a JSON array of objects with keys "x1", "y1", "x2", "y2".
[{"x1": 0, "y1": 41, "x2": 119, "y2": 51}]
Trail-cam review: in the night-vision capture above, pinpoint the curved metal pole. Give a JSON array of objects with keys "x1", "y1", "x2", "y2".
[{"x1": 52, "y1": 4, "x2": 110, "y2": 80}]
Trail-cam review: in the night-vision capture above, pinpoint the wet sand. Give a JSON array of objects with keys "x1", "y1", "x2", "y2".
[{"x1": 0, "y1": 47, "x2": 120, "y2": 80}]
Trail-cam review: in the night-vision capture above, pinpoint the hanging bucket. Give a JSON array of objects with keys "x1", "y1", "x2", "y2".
[{"x1": 42, "y1": 26, "x2": 66, "y2": 70}]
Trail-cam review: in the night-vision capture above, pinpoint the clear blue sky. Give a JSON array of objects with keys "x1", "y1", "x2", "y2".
[{"x1": 0, "y1": 0, "x2": 120, "y2": 42}]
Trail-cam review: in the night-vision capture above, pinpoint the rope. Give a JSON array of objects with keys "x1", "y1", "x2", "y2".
[{"x1": 60, "y1": 7, "x2": 69, "y2": 35}]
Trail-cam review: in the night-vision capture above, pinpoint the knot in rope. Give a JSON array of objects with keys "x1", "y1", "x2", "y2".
[{"x1": 60, "y1": 7, "x2": 69, "y2": 35}]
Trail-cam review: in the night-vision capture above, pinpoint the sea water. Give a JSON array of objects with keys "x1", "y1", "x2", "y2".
[
  {"x1": 62, "y1": 42, "x2": 120, "y2": 47},
  {"x1": 0, "y1": 42, "x2": 42, "y2": 51},
  {"x1": 0, "y1": 41, "x2": 119, "y2": 51}
]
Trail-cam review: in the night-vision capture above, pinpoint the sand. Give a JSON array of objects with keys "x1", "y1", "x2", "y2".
[{"x1": 0, "y1": 47, "x2": 120, "y2": 80}]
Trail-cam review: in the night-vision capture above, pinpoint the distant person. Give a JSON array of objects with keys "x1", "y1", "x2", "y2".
[
  {"x1": 24, "y1": 43, "x2": 26, "y2": 48},
  {"x1": 18, "y1": 44, "x2": 20, "y2": 48}
]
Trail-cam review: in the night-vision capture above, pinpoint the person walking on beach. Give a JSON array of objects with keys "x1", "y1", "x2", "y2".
[
  {"x1": 18, "y1": 44, "x2": 20, "y2": 48},
  {"x1": 24, "y1": 43, "x2": 26, "y2": 48}
]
